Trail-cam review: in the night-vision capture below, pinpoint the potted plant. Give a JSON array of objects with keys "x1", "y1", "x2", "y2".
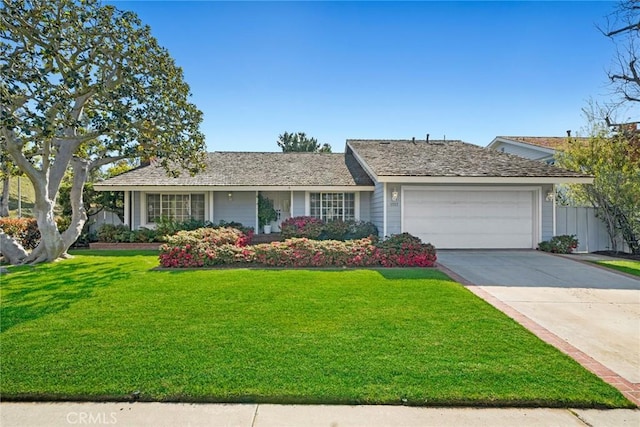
[{"x1": 258, "y1": 194, "x2": 277, "y2": 234}]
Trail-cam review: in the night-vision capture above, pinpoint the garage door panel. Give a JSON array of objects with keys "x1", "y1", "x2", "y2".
[{"x1": 403, "y1": 189, "x2": 534, "y2": 249}]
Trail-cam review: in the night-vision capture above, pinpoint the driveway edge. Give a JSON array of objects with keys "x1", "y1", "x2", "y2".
[{"x1": 437, "y1": 264, "x2": 640, "y2": 407}]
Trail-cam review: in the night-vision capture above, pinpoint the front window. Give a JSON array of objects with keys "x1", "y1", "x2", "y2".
[
  {"x1": 309, "y1": 192, "x2": 355, "y2": 221},
  {"x1": 147, "y1": 194, "x2": 205, "y2": 223}
]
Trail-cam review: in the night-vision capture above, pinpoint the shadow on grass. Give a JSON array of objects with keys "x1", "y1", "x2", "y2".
[
  {"x1": 1, "y1": 259, "x2": 136, "y2": 332},
  {"x1": 71, "y1": 249, "x2": 159, "y2": 258},
  {"x1": 374, "y1": 268, "x2": 453, "y2": 281},
  {"x1": 149, "y1": 265, "x2": 454, "y2": 282}
]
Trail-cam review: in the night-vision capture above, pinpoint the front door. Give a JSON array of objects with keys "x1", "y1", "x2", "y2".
[{"x1": 261, "y1": 191, "x2": 291, "y2": 232}]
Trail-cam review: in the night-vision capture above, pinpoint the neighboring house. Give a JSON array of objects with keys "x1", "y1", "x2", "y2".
[
  {"x1": 95, "y1": 139, "x2": 592, "y2": 250},
  {"x1": 487, "y1": 135, "x2": 626, "y2": 252},
  {"x1": 487, "y1": 136, "x2": 582, "y2": 164}
]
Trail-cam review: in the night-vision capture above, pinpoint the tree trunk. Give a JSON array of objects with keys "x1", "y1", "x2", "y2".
[
  {"x1": 0, "y1": 175, "x2": 9, "y2": 217},
  {"x1": 60, "y1": 158, "x2": 90, "y2": 253},
  {"x1": 0, "y1": 231, "x2": 28, "y2": 264},
  {"x1": 23, "y1": 196, "x2": 66, "y2": 264}
]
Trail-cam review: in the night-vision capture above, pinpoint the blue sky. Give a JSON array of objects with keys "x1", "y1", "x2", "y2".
[{"x1": 111, "y1": 1, "x2": 622, "y2": 152}]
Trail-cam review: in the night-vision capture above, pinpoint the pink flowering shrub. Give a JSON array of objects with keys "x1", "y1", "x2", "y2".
[
  {"x1": 376, "y1": 233, "x2": 437, "y2": 267},
  {"x1": 160, "y1": 228, "x2": 436, "y2": 269},
  {"x1": 251, "y1": 238, "x2": 380, "y2": 267},
  {"x1": 280, "y1": 216, "x2": 324, "y2": 239},
  {"x1": 159, "y1": 227, "x2": 252, "y2": 268}
]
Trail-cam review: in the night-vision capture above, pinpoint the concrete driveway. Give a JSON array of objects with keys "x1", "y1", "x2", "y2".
[{"x1": 437, "y1": 250, "x2": 640, "y2": 389}]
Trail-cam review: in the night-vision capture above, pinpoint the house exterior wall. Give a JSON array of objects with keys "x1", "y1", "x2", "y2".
[
  {"x1": 493, "y1": 141, "x2": 553, "y2": 161},
  {"x1": 213, "y1": 191, "x2": 256, "y2": 227},
  {"x1": 292, "y1": 191, "x2": 306, "y2": 217},
  {"x1": 359, "y1": 191, "x2": 372, "y2": 222},
  {"x1": 370, "y1": 182, "x2": 384, "y2": 237},
  {"x1": 386, "y1": 185, "x2": 401, "y2": 236},
  {"x1": 541, "y1": 183, "x2": 554, "y2": 242}
]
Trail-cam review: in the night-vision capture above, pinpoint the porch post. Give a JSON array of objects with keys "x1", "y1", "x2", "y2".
[
  {"x1": 552, "y1": 185, "x2": 557, "y2": 236},
  {"x1": 256, "y1": 191, "x2": 259, "y2": 232},
  {"x1": 209, "y1": 191, "x2": 215, "y2": 223},
  {"x1": 124, "y1": 190, "x2": 130, "y2": 227},
  {"x1": 383, "y1": 183, "x2": 388, "y2": 238}
]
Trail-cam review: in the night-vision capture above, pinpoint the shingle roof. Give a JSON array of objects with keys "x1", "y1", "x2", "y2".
[
  {"x1": 347, "y1": 139, "x2": 589, "y2": 178},
  {"x1": 98, "y1": 151, "x2": 374, "y2": 187},
  {"x1": 496, "y1": 136, "x2": 589, "y2": 150}
]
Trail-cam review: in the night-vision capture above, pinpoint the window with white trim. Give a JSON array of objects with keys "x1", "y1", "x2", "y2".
[
  {"x1": 146, "y1": 194, "x2": 205, "y2": 223},
  {"x1": 309, "y1": 192, "x2": 355, "y2": 221}
]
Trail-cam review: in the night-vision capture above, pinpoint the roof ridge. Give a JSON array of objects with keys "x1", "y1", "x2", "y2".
[
  {"x1": 347, "y1": 139, "x2": 465, "y2": 143},
  {"x1": 208, "y1": 151, "x2": 342, "y2": 155}
]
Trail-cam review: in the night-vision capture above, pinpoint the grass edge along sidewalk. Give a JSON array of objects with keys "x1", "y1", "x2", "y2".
[{"x1": 0, "y1": 250, "x2": 633, "y2": 408}]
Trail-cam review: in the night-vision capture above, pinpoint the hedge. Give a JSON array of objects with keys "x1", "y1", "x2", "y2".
[
  {"x1": 0, "y1": 217, "x2": 69, "y2": 250},
  {"x1": 280, "y1": 216, "x2": 379, "y2": 241},
  {"x1": 159, "y1": 229, "x2": 436, "y2": 269}
]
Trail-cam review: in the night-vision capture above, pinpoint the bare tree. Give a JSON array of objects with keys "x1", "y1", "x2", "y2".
[{"x1": 603, "y1": 0, "x2": 640, "y2": 106}]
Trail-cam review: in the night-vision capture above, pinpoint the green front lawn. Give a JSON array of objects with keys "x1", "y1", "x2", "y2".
[
  {"x1": 595, "y1": 259, "x2": 640, "y2": 277},
  {"x1": 0, "y1": 251, "x2": 631, "y2": 407}
]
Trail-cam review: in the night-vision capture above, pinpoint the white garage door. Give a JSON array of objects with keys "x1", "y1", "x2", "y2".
[{"x1": 403, "y1": 188, "x2": 535, "y2": 249}]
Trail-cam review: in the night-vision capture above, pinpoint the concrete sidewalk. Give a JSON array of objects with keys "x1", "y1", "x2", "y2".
[{"x1": 2, "y1": 402, "x2": 639, "y2": 427}]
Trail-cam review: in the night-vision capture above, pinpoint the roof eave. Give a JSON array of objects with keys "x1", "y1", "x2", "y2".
[
  {"x1": 375, "y1": 176, "x2": 593, "y2": 184},
  {"x1": 93, "y1": 184, "x2": 376, "y2": 192},
  {"x1": 489, "y1": 137, "x2": 558, "y2": 154}
]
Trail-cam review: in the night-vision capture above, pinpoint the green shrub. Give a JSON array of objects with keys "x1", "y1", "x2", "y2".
[
  {"x1": 0, "y1": 217, "x2": 40, "y2": 249},
  {"x1": 0, "y1": 217, "x2": 77, "y2": 249},
  {"x1": 281, "y1": 216, "x2": 324, "y2": 239},
  {"x1": 538, "y1": 235, "x2": 579, "y2": 254},
  {"x1": 96, "y1": 224, "x2": 135, "y2": 243},
  {"x1": 345, "y1": 220, "x2": 379, "y2": 240},
  {"x1": 322, "y1": 219, "x2": 351, "y2": 240},
  {"x1": 134, "y1": 227, "x2": 158, "y2": 243},
  {"x1": 282, "y1": 216, "x2": 379, "y2": 241}
]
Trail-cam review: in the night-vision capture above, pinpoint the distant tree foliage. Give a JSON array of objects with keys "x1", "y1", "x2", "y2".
[{"x1": 277, "y1": 132, "x2": 332, "y2": 153}]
